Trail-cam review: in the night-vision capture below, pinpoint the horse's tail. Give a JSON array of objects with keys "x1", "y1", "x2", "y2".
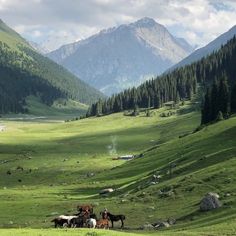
[{"x1": 51, "y1": 218, "x2": 56, "y2": 222}]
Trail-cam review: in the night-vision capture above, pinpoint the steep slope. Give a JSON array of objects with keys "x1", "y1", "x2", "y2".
[
  {"x1": 48, "y1": 17, "x2": 193, "y2": 95},
  {"x1": 170, "y1": 25, "x2": 236, "y2": 71},
  {"x1": 0, "y1": 19, "x2": 104, "y2": 114}
]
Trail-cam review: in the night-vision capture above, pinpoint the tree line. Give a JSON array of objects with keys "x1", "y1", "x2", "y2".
[
  {"x1": 201, "y1": 75, "x2": 236, "y2": 124},
  {"x1": 86, "y1": 36, "x2": 236, "y2": 118}
]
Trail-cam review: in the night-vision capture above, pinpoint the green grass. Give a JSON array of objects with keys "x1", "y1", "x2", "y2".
[
  {"x1": 0, "y1": 101, "x2": 236, "y2": 235},
  {"x1": 25, "y1": 96, "x2": 88, "y2": 118}
]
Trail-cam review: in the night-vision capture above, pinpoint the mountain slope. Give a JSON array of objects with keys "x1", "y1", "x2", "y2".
[
  {"x1": 0, "y1": 19, "x2": 104, "y2": 114},
  {"x1": 170, "y1": 25, "x2": 236, "y2": 71},
  {"x1": 87, "y1": 32, "x2": 236, "y2": 118},
  {"x1": 47, "y1": 17, "x2": 193, "y2": 95}
]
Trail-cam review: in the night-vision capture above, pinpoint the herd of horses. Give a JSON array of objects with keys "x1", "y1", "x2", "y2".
[{"x1": 51, "y1": 204, "x2": 126, "y2": 229}]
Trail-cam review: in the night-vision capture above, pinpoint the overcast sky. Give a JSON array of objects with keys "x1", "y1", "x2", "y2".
[{"x1": 0, "y1": 0, "x2": 236, "y2": 51}]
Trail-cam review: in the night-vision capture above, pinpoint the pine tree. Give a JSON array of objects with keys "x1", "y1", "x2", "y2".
[
  {"x1": 231, "y1": 84, "x2": 236, "y2": 113},
  {"x1": 201, "y1": 88, "x2": 211, "y2": 124},
  {"x1": 210, "y1": 79, "x2": 219, "y2": 121},
  {"x1": 218, "y1": 75, "x2": 230, "y2": 118}
]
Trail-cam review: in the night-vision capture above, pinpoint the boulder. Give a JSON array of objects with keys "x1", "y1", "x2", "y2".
[
  {"x1": 140, "y1": 224, "x2": 154, "y2": 230},
  {"x1": 99, "y1": 188, "x2": 114, "y2": 195},
  {"x1": 155, "y1": 221, "x2": 170, "y2": 229},
  {"x1": 167, "y1": 217, "x2": 176, "y2": 225},
  {"x1": 200, "y1": 192, "x2": 222, "y2": 211}
]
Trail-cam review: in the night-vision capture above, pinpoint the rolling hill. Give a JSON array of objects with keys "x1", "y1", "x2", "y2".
[
  {"x1": 0, "y1": 19, "x2": 104, "y2": 114},
  {"x1": 47, "y1": 17, "x2": 194, "y2": 95}
]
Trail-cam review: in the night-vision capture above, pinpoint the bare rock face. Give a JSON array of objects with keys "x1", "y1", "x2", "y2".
[
  {"x1": 47, "y1": 17, "x2": 193, "y2": 95},
  {"x1": 200, "y1": 192, "x2": 222, "y2": 211}
]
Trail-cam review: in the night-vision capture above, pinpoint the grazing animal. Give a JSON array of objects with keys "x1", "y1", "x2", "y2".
[
  {"x1": 70, "y1": 216, "x2": 84, "y2": 228},
  {"x1": 52, "y1": 215, "x2": 77, "y2": 228},
  {"x1": 86, "y1": 218, "x2": 97, "y2": 228},
  {"x1": 96, "y1": 219, "x2": 109, "y2": 229},
  {"x1": 77, "y1": 204, "x2": 93, "y2": 214},
  {"x1": 107, "y1": 212, "x2": 126, "y2": 228},
  {"x1": 51, "y1": 217, "x2": 68, "y2": 228}
]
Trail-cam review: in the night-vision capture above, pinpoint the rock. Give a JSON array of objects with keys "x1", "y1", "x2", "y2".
[
  {"x1": 158, "y1": 190, "x2": 174, "y2": 198},
  {"x1": 167, "y1": 218, "x2": 176, "y2": 225},
  {"x1": 141, "y1": 224, "x2": 154, "y2": 230},
  {"x1": 148, "y1": 206, "x2": 155, "y2": 210},
  {"x1": 100, "y1": 188, "x2": 114, "y2": 195},
  {"x1": 121, "y1": 199, "x2": 128, "y2": 203},
  {"x1": 200, "y1": 192, "x2": 222, "y2": 211},
  {"x1": 155, "y1": 221, "x2": 170, "y2": 229},
  {"x1": 87, "y1": 172, "x2": 95, "y2": 177}
]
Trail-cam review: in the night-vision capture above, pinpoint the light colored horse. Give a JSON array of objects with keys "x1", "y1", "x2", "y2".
[{"x1": 86, "y1": 218, "x2": 97, "y2": 228}]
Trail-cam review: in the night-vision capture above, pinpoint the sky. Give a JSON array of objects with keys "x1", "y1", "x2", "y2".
[{"x1": 0, "y1": 0, "x2": 236, "y2": 51}]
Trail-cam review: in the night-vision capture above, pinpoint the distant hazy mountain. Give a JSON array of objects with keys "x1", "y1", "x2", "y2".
[
  {"x1": 29, "y1": 41, "x2": 50, "y2": 54},
  {"x1": 170, "y1": 25, "x2": 236, "y2": 71},
  {"x1": 48, "y1": 17, "x2": 194, "y2": 95}
]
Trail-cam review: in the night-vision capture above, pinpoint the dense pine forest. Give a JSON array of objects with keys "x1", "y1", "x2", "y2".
[
  {"x1": 0, "y1": 20, "x2": 104, "y2": 114},
  {"x1": 87, "y1": 36, "x2": 236, "y2": 118}
]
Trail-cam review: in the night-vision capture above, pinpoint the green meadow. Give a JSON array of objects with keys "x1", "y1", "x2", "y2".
[{"x1": 0, "y1": 101, "x2": 236, "y2": 235}]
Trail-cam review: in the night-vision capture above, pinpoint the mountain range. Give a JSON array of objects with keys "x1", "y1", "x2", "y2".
[{"x1": 47, "y1": 17, "x2": 194, "y2": 95}]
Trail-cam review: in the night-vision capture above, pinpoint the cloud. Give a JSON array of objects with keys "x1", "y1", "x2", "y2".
[{"x1": 0, "y1": 0, "x2": 236, "y2": 51}]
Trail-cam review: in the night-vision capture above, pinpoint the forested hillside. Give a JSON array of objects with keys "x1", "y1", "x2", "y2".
[
  {"x1": 87, "y1": 36, "x2": 236, "y2": 117},
  {"x1": 0, "y1": 20, "x2": 104, "y2": 114}
]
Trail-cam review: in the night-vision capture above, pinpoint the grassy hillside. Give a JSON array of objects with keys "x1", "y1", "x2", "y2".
[
  {"x1": 0, "y1": 101, "x2": 236, "y2": 235},
  {"x1": 0, "y1": 19, "x2": 104, "y2": 114}
]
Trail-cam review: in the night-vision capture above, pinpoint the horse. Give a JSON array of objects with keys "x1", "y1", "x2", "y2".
[
  {"x1": 77, "y1": 204, "x2": 93, "y2": 214},
  {"x1": 51, "y1": 217, "x2": 69, "y2": 228},
  {"x1": 107, "y1": 212, "x2": 125, "y2": 228},
  {"x1": 51, "y1": 215, "x2": 77, "y2": 228},
  {"x1": 96, "y1": 219, "x2": 109, "y2": 229},
  {"x1": 86, "y1": 218, "x2": 97, "y2": 228}
]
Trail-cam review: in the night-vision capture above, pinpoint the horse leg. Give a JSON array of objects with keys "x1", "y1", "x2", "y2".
[
  {"x1": 121, "y1": 219, "x2": 124, "y2": 228},
  {"x1": 111, "y1": 220, "x2": 114, "y2": 228}
]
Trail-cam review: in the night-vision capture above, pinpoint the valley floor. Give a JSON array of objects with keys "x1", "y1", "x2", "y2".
[{"x1": 0, "y1": 101, "x2": 236, "y2": 235}]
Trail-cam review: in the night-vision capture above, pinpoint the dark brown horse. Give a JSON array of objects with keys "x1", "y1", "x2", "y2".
[
  {"x1": 77, "y1": 204, "x2": 93, "y2": 214},
  {"x1": 107, "y1": 212, "x2": 125, "y2": 228}
]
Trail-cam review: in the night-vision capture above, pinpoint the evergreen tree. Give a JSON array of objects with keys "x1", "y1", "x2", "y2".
[
  {"x1": 218, "y1": 75, "x2": 230, "y2": 117},
  {"x1": 201, "y1": 88, "x2": 211, "y2": 124},
  {"x1": 231, "y1": 84, "x2": 236, "y2": 113}
]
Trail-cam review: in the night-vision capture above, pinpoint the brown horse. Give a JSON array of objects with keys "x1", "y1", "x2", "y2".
[
  {"x1": 96, "y1": 219, "x2": 109, "y2": 229},
  {"x1": 77, "y1": 204, "x2": 93, "y2": 214}
]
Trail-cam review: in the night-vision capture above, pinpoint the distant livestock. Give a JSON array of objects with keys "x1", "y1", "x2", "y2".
[
  {"x1": 86, "y1": 218, "x2": 97, "y2": 228},
  {"x1": 51, "y1": 204, "x2": 125, "y2": 230},
  {"x1": 96, "y1": 219, "x2": 109, "y2": 229},
  {"x1": 107, "y1": 212, "x2": 126, "y2": 228}
]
